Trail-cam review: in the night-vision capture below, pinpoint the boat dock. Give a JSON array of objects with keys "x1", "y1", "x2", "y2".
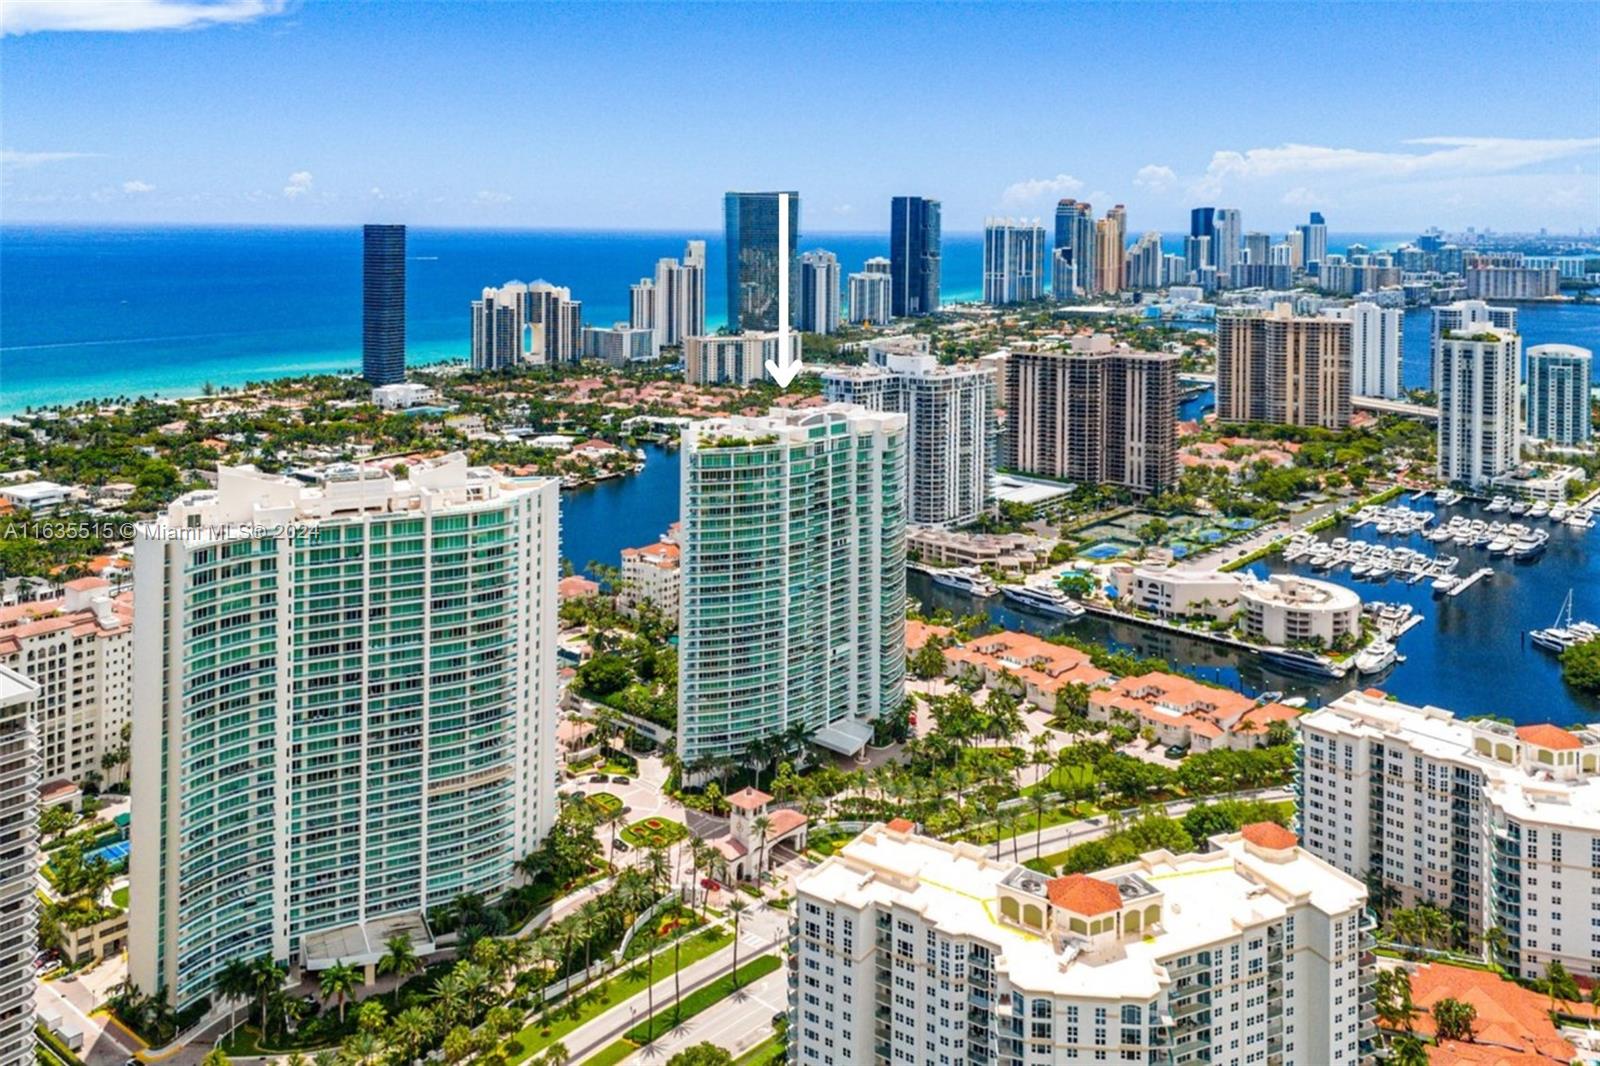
[{"x1": 1448, "y1": 568, "x2": 1494, "y2": 598}]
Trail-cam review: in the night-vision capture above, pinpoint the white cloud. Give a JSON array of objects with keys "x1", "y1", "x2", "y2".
[
  {"x1": 475, "y1": 190, "x2": 513, "y2": 205},
  {"x1": 1280, "y1": 186, "x2": 1320, "y2": 208},
  {"x1": 122, "y1": 179, "x2": 155, "y2": 194},
  {"x1": 282, "y1": 170, "x2": 313, "y2": 198},
  {"x1": 999, "y1": 173, "x2": 1084, "y2": 210},
  {"x1": 2, "y1": 0, "x2": 290, "y2": 36},
  {"x1": 1200, "y1": 136, "x2": 1600, "y2": 185},
  {"x1": 1, "y1": 149, "x2": 102, "y2": 168},
  {"x1": 1133, "y1": 164, "x2": 1177, "y2": 193}
]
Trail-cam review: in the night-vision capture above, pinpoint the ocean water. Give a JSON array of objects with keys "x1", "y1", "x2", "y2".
[{"x1": 1, "y1": 224, "x2": 1596, "y2": 413}]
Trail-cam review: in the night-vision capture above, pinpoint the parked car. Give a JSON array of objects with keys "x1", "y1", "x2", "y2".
[
  {"x1": 589, "y1": 773, "x2": 608, "y2": 783},
  {"x1": 613, "y1": 840, "x2": 631, "y2": 852},
  {"x1": 611, "y1": 775, "x2": 631, "y2": 785},
  {"x1": 701, "y1": 877, "x2": 721, "y2": 892},
  {"x1": 1164, "y1": 745, "x2": 1188, "y2": 760}
]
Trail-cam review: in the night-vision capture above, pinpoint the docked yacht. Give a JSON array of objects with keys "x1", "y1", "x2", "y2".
[
  {"x1": 1485, "y1": 496, "x2": 1511, "y2": 513},
  {"x1": 1261, "y1": 648, "x2": 1349, "y2": 679},
  {"x1": 1528, "y1": 501, "x2": 1550, "y2": 518},
  {"x1": 1355, "y1": 640, "x2": 1398, "y2": 675},
  {"x1": 1431, "y1": 575, "x2": 1458, "y2": 594},
  {"x1": 1512, "y1": 529, "x2": 1549, "y2": 560},
  {"x1": 931, "y1": 567, "x2": 997, "y2": 597},
  {"x1": 1001, "y1": 583, "x2": 1086, "y2": 619}
]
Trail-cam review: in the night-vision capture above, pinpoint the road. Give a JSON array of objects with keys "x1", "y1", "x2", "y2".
[
  {"x1": 978, "y1": 786, "x2": 1294, "y2": 864},
  {"x1": 623, "y1": 966, "x2": 786, "y2": 1063},
  {"x1": 552, "y1": 909, "x2": 789, "y2": 1064}
]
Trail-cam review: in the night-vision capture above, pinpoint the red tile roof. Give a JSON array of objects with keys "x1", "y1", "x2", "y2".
[
  {"x1": 1410, "y1": 962, "x2": 1579, "y2": 1064},
  {"x1": 1046, "y1": 874, "x2": 1123, "y2": 916},
  {"x1": 1240, "y1": 822, "x2": 1298, "y2": 850},
  {"x1": 1515, "y1": 724, "x2": 1582, "y2": 751},
  {"x1": 726, "y1": 786, "x2": 774, "y2": 812},
  {"x1": 886, "y1": 818, "x2": 915, "y2": 833}
]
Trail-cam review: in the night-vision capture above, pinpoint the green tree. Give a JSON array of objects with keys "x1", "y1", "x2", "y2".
[
  {"x1": 1560, "y1": 638, "x2": 1600, "y2": 695},
  {"x1": 1388, "y1": 1034, "x2": 1429, "y2": 1066},
  {"x1": 318, "y1": 960, "x2": 361, "y2": 1023},
  {"x1": 376, "y1": 932, "x2": 423, "y2": 982},
  {"x1": 1431, "y1": 996, "x2": 1477, "y2": 1042},
  {"x1": 666, "y1": 1044, "x2": 735, "y2": 1066}
]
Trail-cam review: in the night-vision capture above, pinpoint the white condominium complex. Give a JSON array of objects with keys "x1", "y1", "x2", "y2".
[
  {"x1": 649, "y1": 241, "x2": 708, "y2": 347},
  {"x1": 471, "y1": 280, "x2": 584, "y2": 368},
  {"x1": 821, "y1": 352, "x2": 997, "y2": 528},
  {"x1": 618, "y1": 538, "x2": 680, "y2": 620},
  {"x1": 0, "y1": 577, "x2": 131, "y2": 786},
  {"x1": 799, "y1": 250, "x2": 842, "y2": 335},
  {"x1": 678, "y1": 406, "x2": 906, "y2": 765},
  {"x1": 1526, "y1": 344, "x2": 1593, "y2": 445},
  {"x1": 1436, "y1": 325, "x2": 1521, "y2": 489},
  {"x1": 683, "y1": 331, "x2": 802, "y2": 386},
  {"x1": 791, "y1": 820, "x2": 1372, "y2": 1066},
  {"x1": 1002, "y1": 334, "x2": 1178, "y2": 495},
  {"x1": 0, "y1": 667, "x2": 40, "y2": 1066},
  {"x1": 1296, "y1": 689, "x2": 1600, "y2": 981},
  {"x1": 1322, "y1": 302, "x2": 1402, "y2": 400},
  {"x1": 849, "y1": 270, "x2": 892, "y2": 326},
  {"x1": 1430, "y1": 299, "x2": 1516, "y2": 392},
  {"x1": 129, "y1": 455, "x2": 560, "y2": 1010},
  {"x1": 983, "y1": 219, "x2": 1046, "y2": 305}
]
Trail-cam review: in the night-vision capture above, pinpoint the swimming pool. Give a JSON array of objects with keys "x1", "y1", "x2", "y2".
[{"x1": 86, "y1": 840, "x2": 130, "y2": 866}]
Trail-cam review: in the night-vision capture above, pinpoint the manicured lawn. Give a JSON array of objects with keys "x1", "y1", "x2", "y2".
[
  {"x1": 805, "y1": 826, "x2": 859, "y2": 859},
  {"x1": 501, "y1": 927, "x2": 732, "y2": 1064},
  {"x1": 625, "y1": 953, "x2": 783, "y2": 1043},
  {"x1": 734, "y1": 1034, "x2": 786, "y2": 1065},
  {"x1": 111, "y1": 886, "x2": 129, "y2": 908},
  {"x1": 585, "y1": 1038, "x2": 638, "y2": 1066},
  {"x1": 586, "y1": 792, "x2": 624, "y2": 822},
  {"x1": 620, "y1": 816, "x2": 688, "y2": 849}
]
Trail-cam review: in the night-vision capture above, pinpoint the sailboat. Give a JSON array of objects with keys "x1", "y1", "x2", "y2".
[{"x1": 1530, "y1": 588, "x2": 1582, "y2": 653}]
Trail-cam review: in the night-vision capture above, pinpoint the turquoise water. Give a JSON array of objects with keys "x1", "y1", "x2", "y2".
[{"x1": 12, "y1": 224, "x2": 1573, "y2": 414}]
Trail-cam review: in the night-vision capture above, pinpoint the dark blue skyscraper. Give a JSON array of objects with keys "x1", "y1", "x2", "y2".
[
  {"x1": 1189, "y1": 207, "x2": 1217, "y2": 268},
  {"x1": 362, "y1": 224, "x2": 406, "y2": 385},
  {"x1": 1053, "y1": 200, "x2": 1096, "y2": 297},
  {"x1": 889, "y1": 196, "x2": 941, "y2": 317},
  {"x1": 724, "y1": 192, "x2": 799, "y2": 332}
]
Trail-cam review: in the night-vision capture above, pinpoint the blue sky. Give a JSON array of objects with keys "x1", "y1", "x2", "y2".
[{"x1": 2, "y1": 1, "x2": 1597, "y2": 233}]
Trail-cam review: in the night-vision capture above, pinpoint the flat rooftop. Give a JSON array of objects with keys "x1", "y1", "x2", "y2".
[{"x1": 801, "y1": 824, "x2": 1364, "y2": 1001}]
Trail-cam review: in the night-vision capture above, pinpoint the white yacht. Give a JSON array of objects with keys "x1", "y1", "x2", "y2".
[
  {"x1": 931, "y1": 567, "x2": 997, "y2": 597},
  {"x1": 1485, "y1": 496, "x2": 1510, "y2": 513},
  {"x1": 1509, "y1": 500, "x2": 1529, "y2": 515},
  {"x1": 1529, "y1": 501, "x2": 1550, "y2": 518},
  {"x1": 1431, "y1": 575, "x2": 1457, "y2": 594},
  {"x1": 1487, "y1": 535, "x2": 1513, "y2": 554},
  {"x1": 1355, "y1": 640, "x2": 1398, "y2": 675},
  {"x1": 1001, "y1": 583, "x2": 1086, "y2": 619},
  {"x1": 1551, "y1": 503, "x2": 1570, "y2": 522}
]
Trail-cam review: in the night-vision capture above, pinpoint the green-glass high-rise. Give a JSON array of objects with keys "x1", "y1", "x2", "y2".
[
  {"x1": 129, "y1": 454, "x2": 559, "y2": 1009},
  {"x1": 677, "y1": 406, "x2": 907, "y2": 766}
]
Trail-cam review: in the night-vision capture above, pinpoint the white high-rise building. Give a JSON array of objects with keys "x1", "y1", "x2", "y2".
[
  {"x1": 630, "y1": 278, "x2": 656, "y2": 332},
  {"x1": 0, "y1": 578, "x2": 131, "y2": 787},
  {"x1": 470, "y1": 280, "x2": 584, "y2": 368},
  {"x1": 848, "y1": 270, "x2": 892, "y2": 326},
  {"x1": 1323, "y1": 302, "x2": 1403, "y2": 399},
  {"x1": 1437, "y1": 325, "x2": 1521, "y2": 489},
  {"x1": 1213, "y1": 207, "x2": 1243, "y2": 275},
  {"x1": 1526, "y1": 344, "x2": 1593, "y2": 444},
  {"x1": 683, "y1": 331, "x2": 801, "y2": 385},
  {"x1": 982, "y1": 218, "x2": 1046, "y2": 304},
  {"x1": 0, "y1": 667, "x2": 40, "y2": 1066},
  {"x1": 798, "y1": 250, "x2": 841, "y2": 334},
  {"x1": 678, "y1": 406, "x2": 905, "y2": 765},
  {"x1": 822, "y1": 352, "x2": 997, "y2": 527},
  {"x1": 791, "y1": 820, "x2": 1373, "y2": 1066},
  {"x1": 646, "y1": 241, "x2": 707, "y2": 348},
  {"x1": 1297, "y1": 689, "x2": 1600, "y2": 982},
  {"x1": 1430, "y1": 299, "x2": 1517, "y2": 392},
  {"x1": 129, "y1": 455, "x2": 560, "y2": 1010}
]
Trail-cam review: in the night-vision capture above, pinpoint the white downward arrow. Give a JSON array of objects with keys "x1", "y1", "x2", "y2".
[{"x1": 765, "y1": 191, "x2": 803, "y2": 388}]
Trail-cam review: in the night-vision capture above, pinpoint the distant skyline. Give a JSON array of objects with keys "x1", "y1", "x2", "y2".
[{"x1": 2, "y1": 1, "x2": 1597, "y2": 233}]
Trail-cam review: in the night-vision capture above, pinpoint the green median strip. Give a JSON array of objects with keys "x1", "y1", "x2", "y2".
[
  {"x1": 625, "y1": 954, "x2": 784, "y2": 1044},
  {"x1": 502, "y1": 927, "x2": 732, "y2": 1065}
]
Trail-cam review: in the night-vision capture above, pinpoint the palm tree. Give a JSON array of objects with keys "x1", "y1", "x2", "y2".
[
  {"x1": 728, "y1": 898, "x2": 748, "y2": 989},
  {"x1": 1374, "y1": 969, "x2": 1419, "y2": 1035},
  {"x1": 392, "y1": 1006, "x2": 434, "y2": 1064},
  {"x1": 340, "y1": 1029, "x2": 383, "y2": 1066},
  {"x1": 213, "y1": 956, "x2": 255, "y2": 1023},
  {"x1": 541, "y1": 1042, "x2": 571, "y2": 1066},
  {"x1": 1431, "y1": 996, "x2": 1477, "y2": 1042},
  {"x1": 1543, "y1": 959, "x2": 1580, "y2": 1013},
  {"x1": 1389, "y1": 1034, "x2": 1429, "y2": 1066},
  {"x1": 377, "y1": 932, "x2": 423, "y2": 984},
  {"x1": 250, "y1": 955, "x2": 286, "y2": 1034},
  {"x1": 577, "y1": 899, "x2": 604, "y2": 977},
  {"x1": 319, "y1": 960, "x2": 361, "y2": 1023},
  {"x1": 751, "y1": 814, "x2": 773, "y2": 879},
  {"x1": 1481, "y1": 924, "x2": 1510, "y2": 963}
]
